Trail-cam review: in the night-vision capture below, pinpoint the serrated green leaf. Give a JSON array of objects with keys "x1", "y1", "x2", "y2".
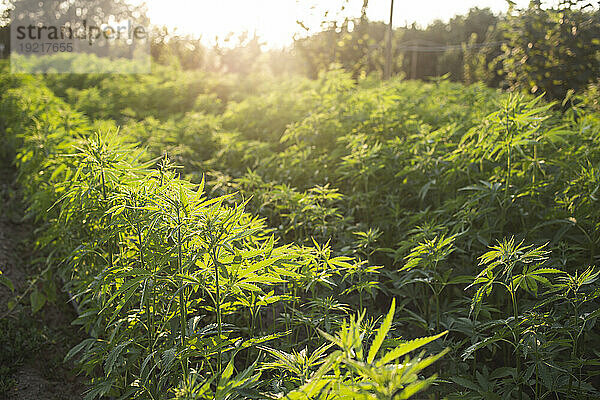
[{"x1": 367, "y1": 298, "x2": 395, "y2": 364}]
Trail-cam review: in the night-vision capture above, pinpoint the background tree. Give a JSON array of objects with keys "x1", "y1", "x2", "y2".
[{"x1": 496, "y1": 0, "x2": 600, "y2": 99}]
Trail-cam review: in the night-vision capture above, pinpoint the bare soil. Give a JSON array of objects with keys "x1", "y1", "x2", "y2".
[{"x1": 0, "y1": 167, "x2": 87, "y2": 400}]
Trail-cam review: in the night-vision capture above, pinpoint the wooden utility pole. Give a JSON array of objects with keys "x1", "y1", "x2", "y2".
[
  {"x1": 411, "y1": 47, "x2": 417, "y2": 79},
  {"x1": 331, "y1": 21, "x2": 338, "y2": 65},
  {"x1": 384, "y1": 0, "x2": 394, "y2": 79}
]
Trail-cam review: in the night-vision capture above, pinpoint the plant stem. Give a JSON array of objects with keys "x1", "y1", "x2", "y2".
[
  {"x1": 510, "y1": 284, "x2": 522, "y2": 400},
  {"x1": 435, "y1": 290, "x2": 440, "y2": 332},
  {"x1": 100, "y1": 165, "x2": 115, "y2": 272},
  {"x1": 137, "y1": 222, "x2": 152, "y2": 346},
  {"x1": 176, "y1": 206, "x2": 188, "y2": 380},
  {"x1": 506, "y1": 139, "x2": 512, "y2": 206},
  {"x1": 567, "y1": 302, "x2": 579, "y2": 398},
  {"x1": 535, "y1": 333, "x2": 539, "y2": 400},
  {"x1": 212, "y1": 247, "x2": 223, "y2": 377}
]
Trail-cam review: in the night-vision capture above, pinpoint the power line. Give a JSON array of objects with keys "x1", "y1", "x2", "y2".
[
  {"x1": 395, "y1": 41, "x2": 505, "y2": 53},
  {"x1": 367, "y1": 40, "x2": 506, "y2": 53}
]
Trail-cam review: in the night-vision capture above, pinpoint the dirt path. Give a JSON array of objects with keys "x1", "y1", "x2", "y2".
[{"x1": 0, "y1": 167, "x2": 86, "y2": 400}]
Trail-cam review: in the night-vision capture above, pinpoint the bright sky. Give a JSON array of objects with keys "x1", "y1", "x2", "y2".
[{"x1": 139, "y1": 0, "x2": 532, "y2": 48}]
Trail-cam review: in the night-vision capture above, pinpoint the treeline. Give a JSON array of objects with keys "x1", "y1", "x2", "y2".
[
  {"x1": 147, "y1": 1, "x2": 600, "y2": 100},
  {"x1": 2, "y1": 1, "x2": 599, "y2": 98}
]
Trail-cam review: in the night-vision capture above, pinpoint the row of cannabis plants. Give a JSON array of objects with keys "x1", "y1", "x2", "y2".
[
  {"x1": 0, "y1": 67, "x2": 449, "y2": 399},
  {"x1": 212, "y1": 77, "x2": 600, "y2": 399},
  {"x1": 45, "y1": 68, "x2": 600, "y2": 398},
  {"x1": 4, "y1": 64, "x2": 600, "y2": 398}
]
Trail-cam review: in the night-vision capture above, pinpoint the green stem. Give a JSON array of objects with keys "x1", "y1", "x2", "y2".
[
  {"x1": 100, "y1": 166, "x2": 115, "y2": 272},
  {"x1": 359, "y1": 290, "x2": 363, "y2": 312},
  {"x1": 137, "y1": 222, "x2": 152, "y2": 345},
  {"x1": 506, "y1": 144, "x2": 512, "y2": 205},
  {"x1": 176, "y1": 207, "x2": 188, "y2": 380},
  {"x1": 510, "y1": 284, "x2": 522, "y2": 400},
  {"x1": 567, "y1": 302, "x2": 580, "y2": 397},
  {"x1": 435, "y1": 290, "x2": 440, "y2": 332},
  {"x1": 99, "y1": 165, "x2": 114, "y2": 315},
  {"x1": 535, "y1": 333, "x2": 539, "y2": 400},
  {"x1": 532, "y1": 143, "x2": 537, "y2": 185},
  {"x1": 212, "y1": 247, "x2": 223, "y2": 377}
]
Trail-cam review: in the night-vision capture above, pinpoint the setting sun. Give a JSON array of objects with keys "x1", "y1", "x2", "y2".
[{"x1": 139, "y1": 0, "x2": 529, "y2": 47}]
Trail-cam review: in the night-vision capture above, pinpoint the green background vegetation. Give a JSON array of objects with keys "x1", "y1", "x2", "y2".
[{"x1": 1, "y1": 1, "x2": 599, "y2": 399}]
